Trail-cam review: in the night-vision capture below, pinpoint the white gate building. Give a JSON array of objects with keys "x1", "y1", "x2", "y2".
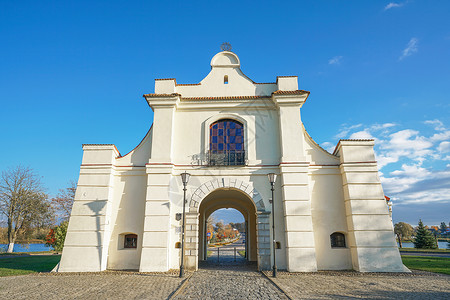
[{"x1": 58, "y1": 50, "x2": 407, "y2": 273}]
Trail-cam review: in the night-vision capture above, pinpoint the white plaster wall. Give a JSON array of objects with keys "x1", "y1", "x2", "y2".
[
  {"x1": 107, "y1": 172, "x2": 146, "y2": 270},
  {"x1": 309, "y1": 167, "x2": 352, "y2": 270},
  {"x1": 171, "y1": 109, "x2": 280, "y2": 166},
  {"x1": 174, "y1": 51, "x2": 277, "y2": 97}
]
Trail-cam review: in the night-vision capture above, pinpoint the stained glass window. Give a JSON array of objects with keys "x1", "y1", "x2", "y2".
[
  {"x1": 209, "y1": 119, "x2": 245, "y2": 165},
  {"x1": 210, "y1": 119, "x2": 244, "y2": 153}
]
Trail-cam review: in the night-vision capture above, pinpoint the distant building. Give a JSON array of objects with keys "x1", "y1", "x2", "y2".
[{"x1": 58, "y1": 50, "x2": 408, "y2": 272}]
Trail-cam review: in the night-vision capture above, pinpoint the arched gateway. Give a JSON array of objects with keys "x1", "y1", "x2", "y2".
[
  {"x1": 58, "y1": 49, "x2": 408, "y2": 273},
  {"x1": 184, "y1": 178, "x2": 269, "y2": 270}
]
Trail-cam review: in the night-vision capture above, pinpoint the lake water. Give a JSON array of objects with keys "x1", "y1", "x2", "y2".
[
  {"x1": 0, "y1": 243, "x2": 53, "y2": 253},
  {"x1": 398, "y1": 241, "x2": 448, "y2": 249}
]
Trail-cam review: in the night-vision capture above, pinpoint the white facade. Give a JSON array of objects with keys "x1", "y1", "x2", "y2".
[{"x1": 58, "y1": 50, "x2": 408, "y2": 273}]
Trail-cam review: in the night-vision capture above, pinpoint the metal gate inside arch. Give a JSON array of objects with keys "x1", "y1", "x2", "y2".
[{"x1": 184, "y1": 178, "x2": 271, "y2": 271}]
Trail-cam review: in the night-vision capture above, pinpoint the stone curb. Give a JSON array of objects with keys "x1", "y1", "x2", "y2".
[
  {"x1": 261, "y1": 271, "x2": 293, "y2": 300},
  {"x1": 167, "y1": 272, "x2": 194, "y2": 299}
]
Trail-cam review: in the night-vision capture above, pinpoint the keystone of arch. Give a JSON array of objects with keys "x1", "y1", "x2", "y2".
[{"x1": 189, "y1": 178, "x2": 265, "y2": 212}]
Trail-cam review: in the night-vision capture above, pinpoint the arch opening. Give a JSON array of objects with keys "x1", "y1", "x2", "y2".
[{"x1": 198, "y1": 188, "x2": 258, "y2": 265}]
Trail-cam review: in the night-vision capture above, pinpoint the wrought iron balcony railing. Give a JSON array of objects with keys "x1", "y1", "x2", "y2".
[{"x1": 207, "y1": 150, "x2": 246, "y2": 166}]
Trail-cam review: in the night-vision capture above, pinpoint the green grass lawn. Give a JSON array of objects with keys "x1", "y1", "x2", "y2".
[
  {"x1": 238, "y1": 250, "x2": 245, "y2": 257},
  {"x1": 0, "y1": 255, "x2": 61, "y2": 277},
  {"x1": 401, "y1": 255, "x2": 450, "y2": 275}
]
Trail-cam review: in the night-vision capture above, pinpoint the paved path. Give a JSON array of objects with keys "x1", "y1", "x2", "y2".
[
  {"x1": 207, "y1": 237, "x2": 246, "y2": 265},
  {"x1": 174, "y1": 260, "x2": 288, "y2": 299}
]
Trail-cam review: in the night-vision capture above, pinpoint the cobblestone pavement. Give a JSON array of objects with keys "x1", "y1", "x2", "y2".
[
  {"x1": 0, "y1": 271, "x2": 184, "y2": 300},
  {"x1": 174, "y1": 259, "x2": 288, "y2": 300},
  {"x1": 1, "y1": 258, "x2": 450, "y2": 299},
  {"x1": 266, "y1": 270, "x2": 450, "y2": 299}
]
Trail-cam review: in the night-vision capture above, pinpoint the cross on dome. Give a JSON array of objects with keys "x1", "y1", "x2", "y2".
[{"x1": 220, "y1": 42, "x2": 232, "y2": 52}]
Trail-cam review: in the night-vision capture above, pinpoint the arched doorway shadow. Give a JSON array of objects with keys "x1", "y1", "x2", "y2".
[{"x1": 198, "y1": 188, "x2": 258, "y2": 269}]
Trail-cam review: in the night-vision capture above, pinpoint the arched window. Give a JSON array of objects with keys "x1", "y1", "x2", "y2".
[
  {"x1": 209, "y1": 119, "x2": 244, "y2": 165},
  {"x1": 330, "y1": 232, "x2": 346, "y2": 248}
]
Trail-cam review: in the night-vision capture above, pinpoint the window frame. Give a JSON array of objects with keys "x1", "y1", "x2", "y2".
[
  {"x1": 204, "y1": 114, "x2": 248, "y2": 165},
  {"x1": 124, "y1": 234, "x2": 138, "y2": 249},
  {"x1": 330, "y1": 232, "x2": 346, "y2": 248}
]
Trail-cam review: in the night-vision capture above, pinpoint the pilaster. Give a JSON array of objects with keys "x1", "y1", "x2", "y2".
[
  {"x1": 140, "y1": 94, "x2": 178, "y2": 272},
  {"x1": 280, "y1": 163, "x2": 317, "y2": 272},
  {"x1": 140, "y1": 165, "x2": 173, "y2": 272},
  {"x1": 185, "y1": 211, "x2": 199, "y2": 270},
  {"x1": 257, "y1": 211, "x2": 271, "y2": 270}
]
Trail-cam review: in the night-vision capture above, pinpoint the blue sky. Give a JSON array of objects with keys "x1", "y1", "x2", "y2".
[{"x1": 1, "y1": 1, "x2": 449, "y2": 226}]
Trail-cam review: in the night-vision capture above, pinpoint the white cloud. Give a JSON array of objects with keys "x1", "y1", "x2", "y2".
[
  {"x1": 370, "y1": 123, "x2": 397, "y2": 131},
  {"x1": 399, "y1": 38, "x2": 419, "y2": 60},
  {"x1": 424, "y1": 119, "x2": 445, "y2": 131},
  {"x1": 383, "y1": 129, "x2": 433, "y2": 153},
  {"x1": 334, "y1": 124, "x2": 362, "y2": 139},
  {"x1": 323, "y1": 120, "x2": 450, "y2": 208},
  {"x1": 349, "y1": 130, "x2": 375, "y2": 139},
  {"x1": 328, "y1": 56, "x2": 343, "y2": 65},
  {"x1": 320, "y1": 141, "x2": 335, "y2": 153},
  {"x1": 381, "y1": 164, "x2": 450, "y2": 204},
  {"x1": 438, "y1": 141, "x2": 450, "y2": 153},
  {"x1": 384, "y1": 2, "x2": 404, "y2": 11},
  {"x1": 430, "y1": 130, "x2": 450, "y2": 142}
]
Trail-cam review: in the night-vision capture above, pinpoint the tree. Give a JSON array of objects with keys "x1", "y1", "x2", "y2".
[
  {"x1": 0, "y1": 166, "x2": 53, "y2": 252},
  {"x1": 394, "y1": 222, "x2": 414, "y2": 248},
  {"x1": 413, "y1": 220, "x2": 438, "y2": 249},
  {"x1": 51, "y1": 181, "x2": 76, "y2": 220},
  {"x1": 439, "y1": 222, "x2": 448, "y2": 234},
  {"x1": 215, "y1": 222, "x2": 224, "y2": 241},
  {"x1": 230, "y1": 222, "x2": 245, "y2": 233}
]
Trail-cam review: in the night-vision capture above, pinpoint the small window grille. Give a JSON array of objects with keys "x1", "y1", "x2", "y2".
[
  {"x1": 330, "y1": 232, "x2": 346, "y2": 248},
  {"x1": 224, "y1": 75, "x2": 228, "y2": 84},
  {"x1": 124, "y1": 234, "x2": 137, "y2": 248}
]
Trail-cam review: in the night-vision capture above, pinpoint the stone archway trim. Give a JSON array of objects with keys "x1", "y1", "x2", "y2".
[{"x1": 189, "y1": 178, "x2": 265, "y2": 212}]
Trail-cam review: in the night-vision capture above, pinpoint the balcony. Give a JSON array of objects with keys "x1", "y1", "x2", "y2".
[{"x1": 207, "y1": 150, "x2": 246, "y2": 166}]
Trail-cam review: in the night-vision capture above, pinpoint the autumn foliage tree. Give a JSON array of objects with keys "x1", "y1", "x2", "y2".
[
  {"x1": 0, "y1": 166, "x2": 53, "y2": 253},
  {"x1": 394, "y1": 222, "x2": 414, "y2": 248}
]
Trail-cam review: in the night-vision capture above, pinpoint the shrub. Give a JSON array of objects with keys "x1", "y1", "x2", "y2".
[{"x1": 45, "y1": 221, "x2": 68, "y2": 252}]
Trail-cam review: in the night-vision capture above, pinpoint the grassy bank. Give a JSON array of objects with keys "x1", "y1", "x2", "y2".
[
  {"x1": 0, "y1": 255, "x2": 61, "y2": 277},
  {"x1": 401, "y1": 256, "x2": 450, "y2": 275},
  {"x1": 0, "y1": 250, "x2": 57, "y2": 256},
  {"x1": 399, "y1": 248, "x2": 450, "y2": 253}
]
